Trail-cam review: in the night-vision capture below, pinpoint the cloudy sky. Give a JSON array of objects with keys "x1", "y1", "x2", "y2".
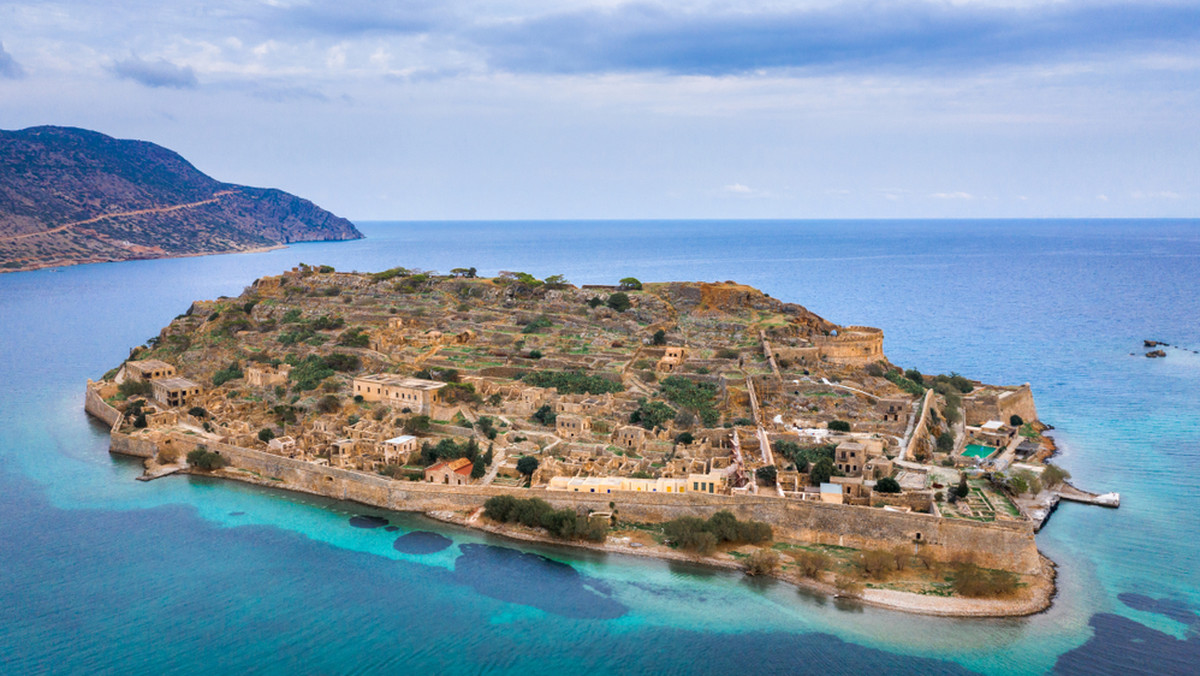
[{"x1": 1, "y1": 0, "x2": 1197, "y2": 219}]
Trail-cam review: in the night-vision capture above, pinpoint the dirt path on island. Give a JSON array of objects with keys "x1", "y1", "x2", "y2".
[{"x1": 0, "y1": 189, "x2": 236, "y2": 242}]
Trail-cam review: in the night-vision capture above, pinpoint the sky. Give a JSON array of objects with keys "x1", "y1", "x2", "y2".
[{"x1": 0, "y1": 0, "x2": 1197, "y2": 220}]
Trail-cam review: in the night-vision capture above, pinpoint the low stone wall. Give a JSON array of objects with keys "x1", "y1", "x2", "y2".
[
  {"x1": 158, "y1": 432, "x2": 1040, "y2": 574},
  {"x1": 84, "y1": 386, "x2": 121, "y2": 429}
]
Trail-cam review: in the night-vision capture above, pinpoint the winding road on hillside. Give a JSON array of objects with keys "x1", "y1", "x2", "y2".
[{"x1": 0, "y1": 190, "x2": 235, "y2": 242}]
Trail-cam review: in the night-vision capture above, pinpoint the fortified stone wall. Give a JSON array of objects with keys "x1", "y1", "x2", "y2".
[
  {"x1": 111, "y1": 430, "x2": 161, "y2": 458},
  {"x1": 84, "y1": 385, "x2": 121, "y2": 429},
  {"x1": 964, "y1": 384, "x2": 1038, "y2": 426},
  {"x1": 150, "y1": 432, "x2": 1040, "y2": 574},
  {"x1": 812, "y1": 326, "x2": 885, "y2": 365}
]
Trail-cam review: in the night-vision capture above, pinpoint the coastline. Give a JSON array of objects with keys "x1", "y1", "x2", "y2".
[
  {"x1": 185, "y1": 462, "x2": 1056, "y2": 619},
  {"x1": 0, "y1": 243, "x2": 290, "y2": 275}
]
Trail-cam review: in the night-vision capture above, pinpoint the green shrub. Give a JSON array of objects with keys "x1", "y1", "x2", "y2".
[
  {"x1": 659, "y1": 376, "x2": 719, "y2": 426},
  {"x1": 791, "y1": 550, "x2": 831, "y2": 578},
  {"x1": 516, "y1": 456, "x2": 539, "y2": 476},
  {"x1": 212, "y1": 361, "x2": 244, "y2": 386},
  {"x1": 618, "y1": 277, "x2": 642, "y2": 291},
  {"x1": 531, "y1": 405, "x2": 557, "y2": 426},
  {"x1": 187, "y1": 446, "x2": 228, "y2": 471},
  {"x1": 606, "y1": 292, "x2": 631, "y2": 312},
  {"x1": 118, "y1": 379, "x2": 152, "y2": 398},
  {"x1": 937, "y1": 431, "x2": 955, "y2": 453},
  {"x1": 875, "y1": 477, "x2": 901, "y2": 493},
  {"x1": 827, "y1": 420, "x2": 850, "y2": 432},
  {"x1": 288, "y1": 355, "x2": 334, "y2": 391},
  {"x1": 522, "y1": 370, "x2": 622, "y2": 394},
  {"x1": 630, "y1": 399, "x2": 675, "y2": 430},
  {"x1": 337, "y1": 327, "x2": 370, "y2": 347},
  {"x1": 744, "y1": 548, "x2": 780, "y2": 576},
  {"x1": 756, "y1": 465, "x2": 777, "y2": 486}
]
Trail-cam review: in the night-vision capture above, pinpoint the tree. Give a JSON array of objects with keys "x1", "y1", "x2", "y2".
[
  {"x1": 133, "y1": 413, "x2": 148, "y2": 428},
  {"x1": 118, "y1": 378, "x2": 152, "y2": 397},
  {"x1": 1041, "y1": 463, "x2": 1070, "y2": 488},
  {"x1": 258, "y1": 428, "x2": 275, "y2": 442},
  {"x1": 187, "y1": 446, "x2": 228, "y2": 471},
  {"x1": 337, "y1": 327, "x2": 370, "y2": 347},
  {"x1": 955, "y1": 475, "x2": 971, "y2": 498},
  {"x1": 482, "y1": 446, "x2": 494, "y2": 466},
  {"x1": 756, "y1": 465, "x2": 778, "y2": 486},
  {"x1": 606, "y1": 292, "x2": 631, "y2": 312},
  {"x1": 1010, "y1": 414, "x2": 1024, "y2": 426},
  {"x1": 316, "y1": 394, "x2": 341, "y2": 413},
  {"x1": 471, "y1": 457, "x2": 486, "y2": 479},
  {"x1": 810, "y1": 457, "x2": 835, "y2": 485},
  {"x1": 618, "y1": 277, "x2": 643, "y2": 291},
  {"x1": 937, "y1": 431, "x2": 955, "y2": 453},
  {"x1": 674, "y1": 431, "x2": 694, "y2": 446},
  {"x1": 651, "y1": 329, "x2": 667, "y2": 345},
  {"x1": 188, "y1": 406, "x2": 208, "y2": 418},
  {"x1": 531, "y1": 404, "x2": 557, "y2": 426},
  {"x1": 404, "y1": 415, "x2": 432, "y2": 435},
  {"x1": 516, "y1": 456, "x2": 539, "y2": 477},
  {"x1": 827, "y1": 419, "x2": 851, "y2": 432},
  {"x1": 630, "y1": 399, "x2": 675, "y2": 430},
  {"x1": 858, "y1": 549, "x2": 894, "y2": 579},
  {"x1": 744, "y1": 549, "x2": 780, "y2": 576},
  {"x1": 875, "y1": 477, "x2": 901, "y2": 493},
  {"x1": 543, "y1": 274, "x2": 569, "y2": 289},
  {"x1": 791, "y1": 550, "x2": 831, "y2": 578},
  {"x1": 905, "y1": 368, "x2": 924, "y2": 385},
  {"x1": 587, "y1": 296, "x2": 603, "y2": 308},
  {"x1": 212, "y1": 361, "x2": 244, "y2": 386}
]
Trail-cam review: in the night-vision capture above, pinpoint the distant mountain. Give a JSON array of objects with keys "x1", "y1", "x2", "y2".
[{"x1": 0, "y1": 126, "x2": 363, "y2": 272}]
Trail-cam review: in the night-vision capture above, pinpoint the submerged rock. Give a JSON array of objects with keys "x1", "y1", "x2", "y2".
[{"x1": 349, "y1": 515, "x2": 389, "y2": 529}]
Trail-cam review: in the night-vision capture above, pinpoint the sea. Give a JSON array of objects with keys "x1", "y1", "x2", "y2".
[{"x1": 1, "y1": 219, "x2": 1198, "y2": 675}]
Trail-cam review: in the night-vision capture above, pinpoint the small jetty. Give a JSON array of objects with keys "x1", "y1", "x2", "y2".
[
  {"x1": 1056, "y1": 482, "x2": 1120, "y2": 508},
  {"x1": 1024, "y1": 482, "x2": 1120, "y2": 532}
]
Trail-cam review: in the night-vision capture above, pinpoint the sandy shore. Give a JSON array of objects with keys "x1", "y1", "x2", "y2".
[
  {"x1": 175, "y1": 463, "x2": 1055, "y2": 618},
  {"x1": 423, "y1": 509, "x2": 1057, "y2": 619}
]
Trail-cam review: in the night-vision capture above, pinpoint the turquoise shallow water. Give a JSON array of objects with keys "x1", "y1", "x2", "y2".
[{"x1": 2, "y1": 220, "x2": 1198, "y2": 674}]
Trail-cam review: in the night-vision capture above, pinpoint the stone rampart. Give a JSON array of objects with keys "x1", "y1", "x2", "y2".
[
  {"x1": 157, "y1": 432, "x2": 1039, "y2": 574},
  {"x1": 110, "y1": 430, "x2": 161, "y2": 458},
  {"x1": 84, "y1": 386, "x2": 122, "y2": 429},
  {"x1": 964, "y1": 384, "x2": 1038, "y2": 426}
]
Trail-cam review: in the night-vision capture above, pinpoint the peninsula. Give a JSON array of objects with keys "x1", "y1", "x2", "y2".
[
  {"x1": 0, "y1": 126, "x2": 361, "y2": 273},
  {"x1": 85, "y1": 266, "x2": 1110, "y2": 616}
]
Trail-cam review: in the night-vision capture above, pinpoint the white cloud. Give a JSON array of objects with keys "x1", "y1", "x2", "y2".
[{"x1": 930, "y1": 191, "x2": 974, "y2": 200}]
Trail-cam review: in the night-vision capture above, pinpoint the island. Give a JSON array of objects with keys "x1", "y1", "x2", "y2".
[
  {"x1": 0, "y1": 126, "x2": 362, "y2": 273},
  {"x1": 84, "y1": 265, "x2": 1116, "y2": 616}
]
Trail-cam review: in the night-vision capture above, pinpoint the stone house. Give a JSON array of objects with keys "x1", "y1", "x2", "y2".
[
  {"x1": 656, "y1": 346, "x2": 686, "y2": 372},
  {"x1": 246, "y1": 364, "x2": 292, "y2": 387},
  {"x1": 835, "y1": 440, "x2": 866, "y2": 476},
  {"x1": 151, "y1": 377, "x2": 202, "y2": 409},
  {"x1": 352, "y1": 374, "x2": 446, "y2": 415},
  {"x1": 612, "y1": 425, "x2": 646, "y2": 452},
  {"x1": 556, "y1": 414, "x2": 591, "y2": 440},
  {"x1": 126, "y1": 359, "x2": 176, "y2": 382},
  {"x1": 380, "y1": 435, "x2": 420, "y2": 464},
  {"x1": 425, "y1": 458, "x2": 473, "y2": 485}
]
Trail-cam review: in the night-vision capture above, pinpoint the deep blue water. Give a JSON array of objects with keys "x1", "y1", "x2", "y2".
[{"x1": 2, "y1": 219, "x2": 1199, "y2": 675}]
